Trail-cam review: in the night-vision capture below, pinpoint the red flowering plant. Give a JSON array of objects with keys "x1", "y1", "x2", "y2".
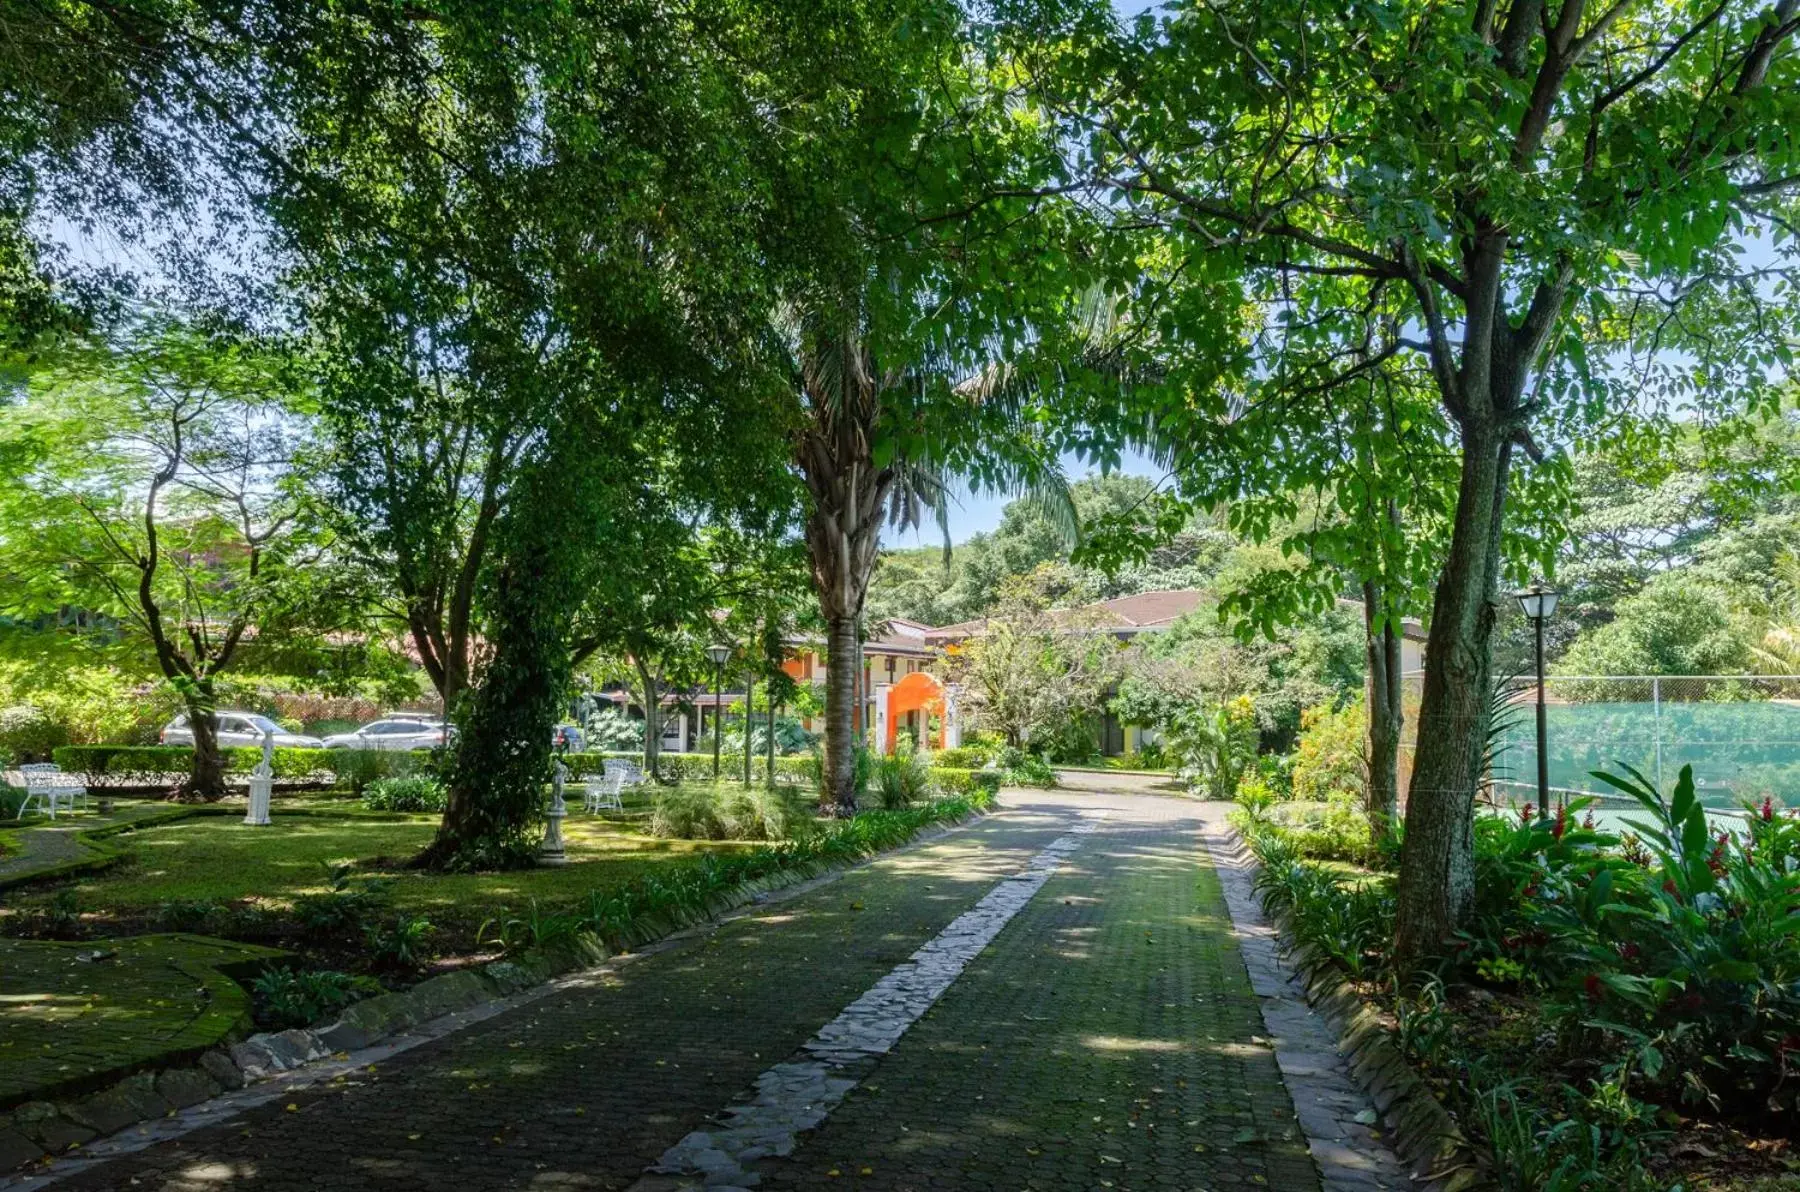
[
  {"x1": 1454, "y1": 794, "x2": 1622, "y2": 986},
  {"x1": 1564, "y1": 765, "x2": 1800, "y2": 1112},
  {"x1": 1447, "y1": 766, "x2": 1800, "y2": 1113}
]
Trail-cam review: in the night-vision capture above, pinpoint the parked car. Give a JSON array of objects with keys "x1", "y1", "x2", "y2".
[
  {"x1": 553, "y1": 724, "x2": 585, "y2": 752},
  {"x1": 160, "y1": 712, "x2": 324, "y2": 749},
  {"x1": 320, "y1": 717, "x2": 449, "y2": 752}
]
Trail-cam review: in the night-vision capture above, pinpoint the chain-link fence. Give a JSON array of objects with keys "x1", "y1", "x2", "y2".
[{"x1": 1400, "y1": 675, "x2": 1800, "y2": 811}]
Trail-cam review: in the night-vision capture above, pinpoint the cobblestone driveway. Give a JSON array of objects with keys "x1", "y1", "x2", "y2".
[{"x1": 26, "y1": 790, "x2": 1354, "y2": 1192}]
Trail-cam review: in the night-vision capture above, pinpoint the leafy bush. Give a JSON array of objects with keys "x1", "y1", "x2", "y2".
[
  {"x1": 52, "y1": 744, "x2": 424, "y2": 791},
  {"x1": 1458, "y1": 768, "x2": 1800, "y2": 1114},
  {"x1": 250, "y1": 967, "x2": 381, "y2": 1030},
  {"x1": 557, "y1": 750, "x2": 812, "y2": 787},
  {"x1": 290, "y1": 863, "x2": 391, "y2": 936},
  {"x1": 1250, "y1": 834, "x2": 1394, "y2": 977},
  {"x1": 1290, "y1": 699, "x2": 1366, "y2": 802},
  {"x1": 361, "y1": 775, "x2": 447, "y2": 812},
  {"x1": 927, "y1": 767, "x2": 1001, "y2": 800},
  {"x1": 650, "y1": 784, "x2": 808, "y2": 841},
  {"x1": 1166, "y1": 696, "x2": 1258, "y2": 799},
  {"x1": 1265, "y1": 796, "x2": 1375, "y2": 863},
  {"x1": 872, "y1": 747, "x2": 932, "y2": 809},
  {"x1": 995, "y1": 745, "x2": 1056, "y2": 787},
  {"x1": 583, "y1": 705, "x2": 644, "y2": 750},
  {"x1": 649, "y1": 786, "x2": 728, "y2": 839},
  {"x1": 0, "y1": 705, "x2": 68, "y2": 762},
  {"x1": 719, "y1": 785, "x2": 807, "y2": 841},
  {"x1": 364, "y1": 915, "x2": 434, "y2": 969},
  {"x1": 931, "y1": 746, "x2": 988, "y2": 769}
]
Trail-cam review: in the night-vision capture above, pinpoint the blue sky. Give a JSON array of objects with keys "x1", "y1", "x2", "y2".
[{"x1": 892, "y1": 447, "x2": 1165, "y2": 546}]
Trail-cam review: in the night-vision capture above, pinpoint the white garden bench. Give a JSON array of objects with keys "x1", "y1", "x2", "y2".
[{"x1": 16, "y1": 764, "x2": 88, "y2": 820}]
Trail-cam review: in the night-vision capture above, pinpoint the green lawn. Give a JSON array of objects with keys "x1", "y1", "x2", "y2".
[{"x1": 11, "y1": 804, "x2": 761, "y2": 918}]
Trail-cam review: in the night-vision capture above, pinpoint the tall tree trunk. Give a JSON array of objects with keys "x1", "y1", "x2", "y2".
[
  {"x1": 767, "y1": 699, "x2": 779, "y2": 789},
  {"x1": 418, "y1": 540, "x2": 570, "y2": 871},
  {"x1": 1393, "y1": 425, "x2": 1514, "y2": 964},
  {"x1": 823, "y1": 612, "x2": 859, "y2": 813},
  {"x1": 1362, "y1": 581, "x2": 1403, "y2": 845},
  {"x1": 178, "y1": 684, "x2": 229, "y2": 803},
  {"x1": 635, "y1": 656, "x2": 663, "y2": 780}
]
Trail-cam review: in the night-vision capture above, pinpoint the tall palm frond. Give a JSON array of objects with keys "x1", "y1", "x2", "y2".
[{"x1": 1751, "y1": 552, "x2": 1800, "y2": 675}]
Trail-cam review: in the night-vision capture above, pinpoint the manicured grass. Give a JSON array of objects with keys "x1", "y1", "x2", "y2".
[{"x1": 10, "y1": 801, "x2": 761, "y2": 916}]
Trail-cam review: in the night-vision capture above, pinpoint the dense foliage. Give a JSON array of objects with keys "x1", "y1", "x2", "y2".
[{"x1": 1246, "y1": 764, "x2": 1800, "y2": 1187}]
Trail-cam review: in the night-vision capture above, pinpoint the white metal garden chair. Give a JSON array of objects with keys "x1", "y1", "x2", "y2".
[
  {"x1": 603, "y1": 757, "x2": 647, "y2": 788},
  {"x1": 16, "y1": 764, "x2": 87, "y2": 819},
  {"x1": 584, "y1": 770, "x2": 624, "y2": 813}
]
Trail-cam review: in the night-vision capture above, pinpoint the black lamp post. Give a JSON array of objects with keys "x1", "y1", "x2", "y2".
[
  {"x1": 706, "y1": 642, "x2": 731, "y2": 781},
  {"x1": 1513, "y1": 583, "x2": 1560, "y2": 817}
]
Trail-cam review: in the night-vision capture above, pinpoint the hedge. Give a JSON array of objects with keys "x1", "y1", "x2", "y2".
[
  {"x1": 559, "y1": 751, "x2": 813, "y2": 787},
  {"x1": 928, "y1": 767, "x2": 1001, "y2": 799},
  {"x1": 929, "y1": 746, "x2": 991, "y2": 769},
  {"x1": 48, "y1": 745, "x2": 992, "y2": 800},
  {"x1": 51, "y1": 745, "x2": 425, "y2": 792}
]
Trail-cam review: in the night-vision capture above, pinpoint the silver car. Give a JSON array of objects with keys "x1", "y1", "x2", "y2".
[
  {"x1": 320, "y1": 717, "x2": 448, "y2": 752},
  {"x1": 160, "y1": 711, "x2": 325, "y2": 749}
]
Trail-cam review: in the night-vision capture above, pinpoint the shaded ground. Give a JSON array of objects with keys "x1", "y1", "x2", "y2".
[
  {"x1": 0, "y1": 802, "x2": 178, "y2": 886},
  {"x1": 764, "y1": 796, "x2": 1320, "y2": 1192},
  {"x1": 19, "y1": 791, "x2": 1339, "y2": 1192},
  {"x1": 0, "y1": 936, "x2": 286, "y2": 1108}
]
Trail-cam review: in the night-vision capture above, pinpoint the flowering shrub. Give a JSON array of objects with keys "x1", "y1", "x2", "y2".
[{"x1": 1455, "y1": 767, "x2": 1800, "y2": 1114}]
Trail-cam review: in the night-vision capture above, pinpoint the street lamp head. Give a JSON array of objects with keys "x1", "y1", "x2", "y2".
[
  {"x1": 1514, "y1": 583, "x2": 1560, "y2": 621},
  {"x1": 705, "y1": 643, "x2": 732, "y2": 667}
]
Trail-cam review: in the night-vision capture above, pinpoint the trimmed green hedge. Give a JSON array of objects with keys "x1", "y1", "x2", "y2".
[
  {"x1": 929, "y1": 767, "x2": 1001, "y2": 799},
  {"x1": 930, "y1": 746, "x2": 990, "y2": 769},
  {"x1": 51, "y1": 745, "x2": 425, "y2": 792},
  {"x1": 48, "y1": 745, "x2": 987, "y2": 801},
  {"x1": 559, "y1": 750, "x2": 813, "y2": 786}
]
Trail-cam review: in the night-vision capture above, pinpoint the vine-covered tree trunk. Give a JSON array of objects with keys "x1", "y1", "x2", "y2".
[
  {"x1": 1362, "y1": 582, "x2": 1403, "y2": 845},
  {"x1": 417, "y1": 533, "x2": 573, "y2": 871},
  {"x1": 179, "y1": 687, "x2": 229, "y2": 803},
  {"x1": 1394, "y1": 426, "x2": 1513, "y2": 963}
]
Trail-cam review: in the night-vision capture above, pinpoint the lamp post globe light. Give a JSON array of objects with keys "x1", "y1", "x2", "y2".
[
  {"x1": 1513, "y1": 583, "x2": 1560, "y2": 818},
  {"x1": 706, "y1": 642, "x2": 732, "y2": 781}
]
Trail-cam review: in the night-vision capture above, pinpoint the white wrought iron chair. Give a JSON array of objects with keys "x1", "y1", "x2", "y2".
[
  {"x1": 17, "y1": 764, "x2": 86, "y2": 820},
  {"x1": 603, "y1": 757, "x2": 647, "y2": 789},
  {"x1": 584, "y1": 769, "x2": 624, "y2": 813}
]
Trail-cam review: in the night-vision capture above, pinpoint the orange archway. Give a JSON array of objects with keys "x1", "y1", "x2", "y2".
[{"x1": 885, "y1": 671, "x2": 946, "y2": 754}]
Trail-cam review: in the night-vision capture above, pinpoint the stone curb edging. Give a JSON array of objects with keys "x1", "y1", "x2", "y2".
[
  {"x1": 0, "y1": 808, "x2": 988, "y2": 1177},
  {"x1": 1234, "y1": 830, "x2": 1493, "y2": 1192}
]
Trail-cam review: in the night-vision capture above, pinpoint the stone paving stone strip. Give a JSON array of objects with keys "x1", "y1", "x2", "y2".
[
  {"x1": 1195, "y1": 803, "x2": 1412, "y2": 1191},
  {"x1": 10, "y1": 806, "x2": 1077, "y2": 1192},
  {"x1": 761, "y1": 791, "x2": 1325, "y2": 1192},
  {"x1": 638, "y1": 814, "x2": 1105, "y2": 1190}
]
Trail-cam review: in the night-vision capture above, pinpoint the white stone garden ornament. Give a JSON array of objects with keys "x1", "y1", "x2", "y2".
[{"x1": 244, "y1": 728, "x2": 274, "y2": 825}]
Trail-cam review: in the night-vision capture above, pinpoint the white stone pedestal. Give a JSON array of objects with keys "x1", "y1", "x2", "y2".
[
  {"x1": 244, "y1": 730, "x2": 274, "y2": 826},
  {"x1": 539, "y1": 758, "x2": 568, "y2": 866}
]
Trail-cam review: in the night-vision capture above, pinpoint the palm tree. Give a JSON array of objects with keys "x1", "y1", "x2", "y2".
[{"x1": 789, "y1": 304, "x2": 1083, "y2": 814}]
